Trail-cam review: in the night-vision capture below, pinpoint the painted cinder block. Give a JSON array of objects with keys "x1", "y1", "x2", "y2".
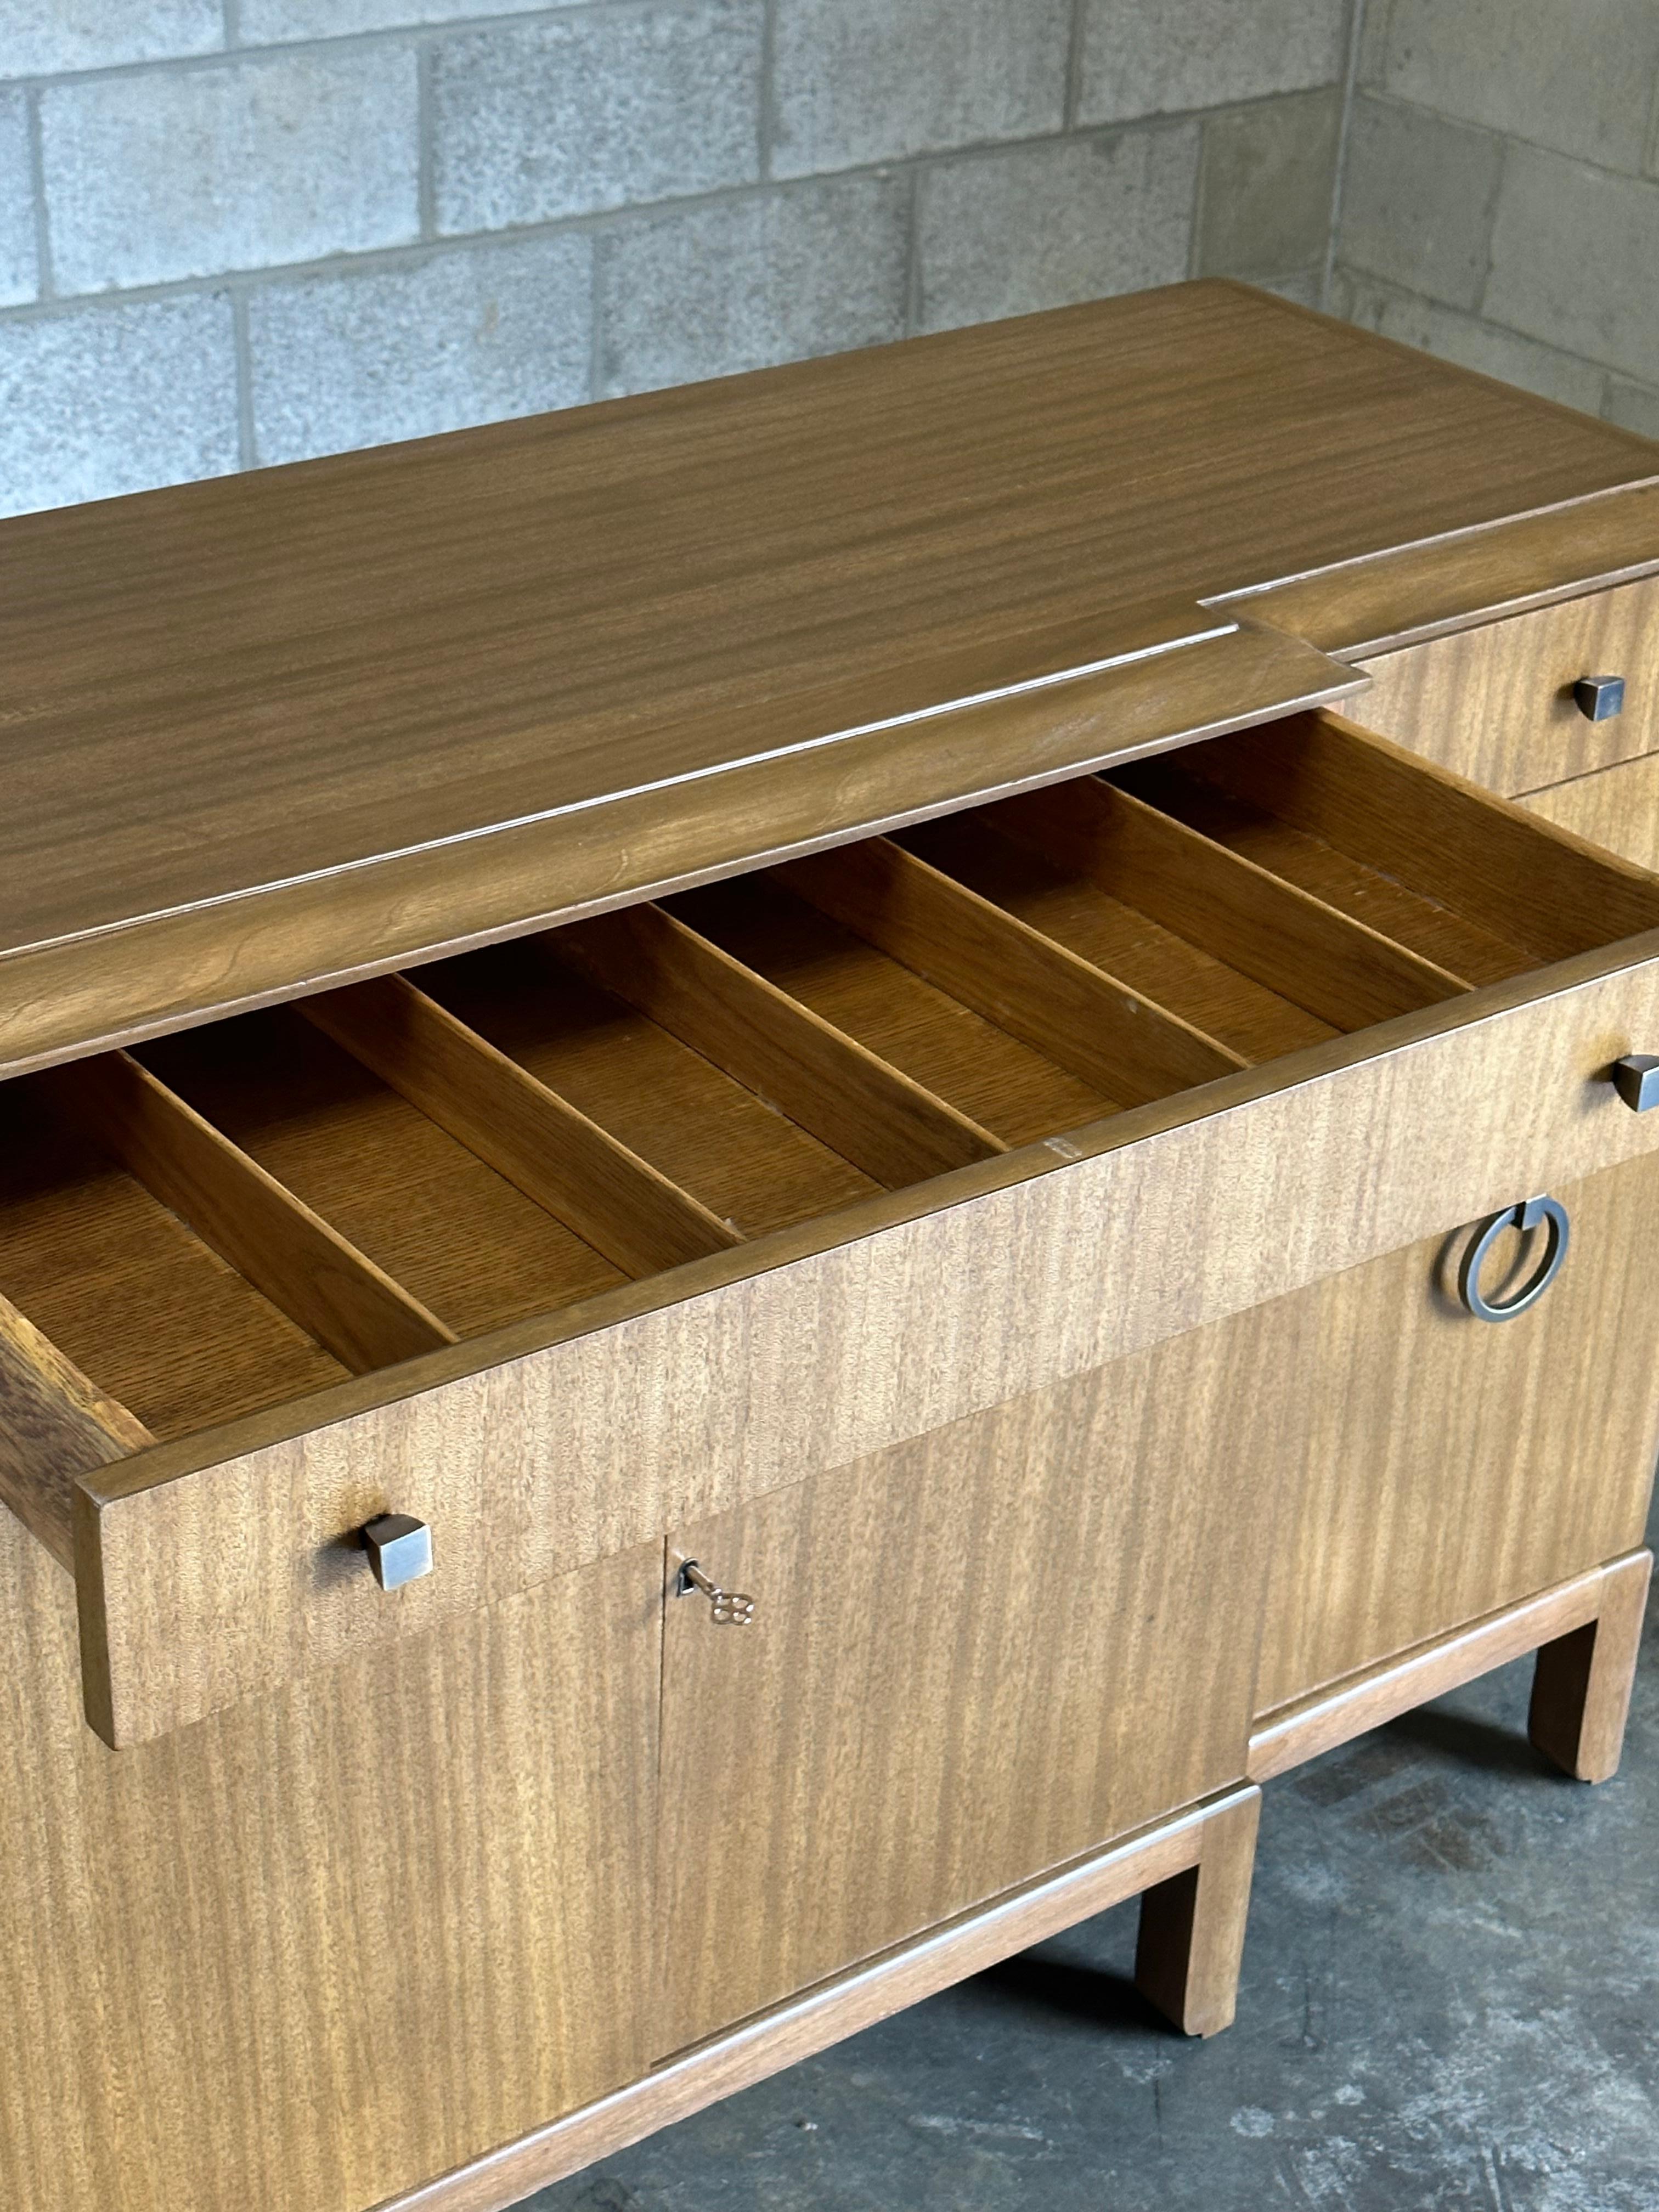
[
  {"x1": 1363, "y1": 0, "x2": 1659, "y2": 178},
  {"x1": 1485, "y1": 144, "x2": 1659, "y2": 386},
  {"x1": 433, "y1": 2, "x2": 764, "y2": 235},
  {"x1": 772, "y1": 0, "x2": 1070, "y2": 178},
  {"x1": 238, "y1": 0, "x2": 553, "y2": 40},
  {"x1": 0, "y1": 1, "x2": 222, "y2": 82},
  {"x1": 1078, "y1": 0, "x2": 1347, "y2": 125},
  {"x1": 248, "y1": 235, "x2": 594, "y2": 467},
  {"x1": 0, "y1": 89, "x2": 37, "y2": 305},
  {"x1": 1330, "y1": 269, "x2": 1611, "y2": 416},
  {"x1": 41, "y1": 47, "x2": 420, "y2": 294},
  {"x1": 917, "y1": 126, "x2": 1198, "y2": 332},
  {"x1": 1195, "y1": 87, "x2": 1341, "y2": 284},
  {"x1": 597, "y1": 174, "x2": 909, "y2": 396},
  {"x1": 1605, "y1": 377, "x2": 1659, "y2": 441},
  {"x1": 0, "y1": 294, "x2": 239, "y2": 517},
  {"x1": 1337, "y1": 95, "x2": 1503, "y2": 312}
]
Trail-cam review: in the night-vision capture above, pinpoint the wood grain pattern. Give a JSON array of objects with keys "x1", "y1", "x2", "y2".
[
  {"x1": 1119, "y1": 752, "x2": 1532, "y2": 988},
  {"x1": 777, "y1": 836, "x2": 1244, "y2": 1102},
  {"x1": 302, "y1": 972, "x2": 742, "y2": 1277},
  {"x1": 0, "y1": 622, "x2": 1361, "y2": 1090},
  {"x1": 985, "y1": 772, "x2": 1465, "y2": 1026},
  {"x1": 1133, "y1": 1786, "x2": 1260, "y2": 2038},
  {"x1": 8, "y1": 280, "x2": 1643, "y2": 957},
  {"x1": 370, "y1": 1790, "x2": 1257, "y2": 2212},
  {"x1": 1248, "y1": 1559, "x2": 1623, "y2": 1781},
  {"x1": 1345, "y1": 575, "x2": 1659, "y2": 794},
  {"x1": 1242, "y1": 480, "x2": 1659, "y2": 658},
  {"x1": 7, "y1": 284, "x2": 1659, "y2": 2212},
  {"x1": 432, "y1": 940, "x2": 879, "y2": 1239},
  {"x1": 142, "y1": 1006, "x2": 629, "y2": 1346},
  {"x1": 0, "y1": 1074, "x2": 351, "y2": 1447},
  {"x1": 0, "y1": 1287, "x2": 150, "y2": 1570},
  {"x1": 550, "y1": 901, "x2": 1004, "y2": 1184},
  {"x1": 1252, "y1": 1150, "x2": 1659, "y2": 1719},
  {"x1": 1529, "y1": 1549, "x2": 1652, "y2": 1783},
  {"x1": 40, "y1": 1049, "x2": 455, "y2": 1374},
  {"x1": 70, "y1": 927, "x2": 1659, "y2": 1745},
  {"x1": 672, "y1": 873, "x2": 1115, "y2": 1146},
  {"x1": 1520, "y1": 751, "x2": 1659, "y2": 869},
  {"x1": 656, "y1": 1324, "x2": 1284, "y2": 2051},
  {"x1": 896, "y1": 805, "x2": 1336, "y2": 1064},
  {"x1": 1200, "y1": 710, "x2": 1659, "y2": 964},
  {"x1": 8, "y1": 272, "x2": 1655, "y2": 1081},
  {"x1": 0, "y1": 1508, "x2": 660, "y2": 2212}
]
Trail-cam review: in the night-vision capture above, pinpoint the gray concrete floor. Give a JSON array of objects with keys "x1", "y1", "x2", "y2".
[{"x1": 525, "y1": 1520, "x2": 1659, "y2": 2212}]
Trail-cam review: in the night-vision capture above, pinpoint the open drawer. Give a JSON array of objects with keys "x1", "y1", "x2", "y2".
[{"x1": 7, "y1": 709, "x2": 1659, "y2": 1746}]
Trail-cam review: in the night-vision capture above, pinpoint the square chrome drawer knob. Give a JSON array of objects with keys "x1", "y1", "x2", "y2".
[
  {"x1": 360, "y1": 1513, "x2": 434, "y2": 1590},
  {"x1": 1612, "y1": 1055, "x2": 1659, "y2": 1113},
  {"x1": 1574, "y1": 674, "x2": 1626, "y2": 722}
]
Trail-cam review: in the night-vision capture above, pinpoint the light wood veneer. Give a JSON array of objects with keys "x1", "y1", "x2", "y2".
[
  {"x1": 1346, "y1": 575, "x2": 1659, "y2": 794},
  {"x1": 1521, "y1": 750, "x2": 1659, "y2": 867},
  {"x1": 2, "y1": 282, "x2": 1657, "y2": 2212}
]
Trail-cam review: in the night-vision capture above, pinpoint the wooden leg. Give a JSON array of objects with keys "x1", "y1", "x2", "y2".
[
  {"x1": 1133, "y1": 1785, "x2": 1260, "y2": 2037},
  {"x1": 1529, "y1": 1550, "x2": 1652, "y2": 1784}
]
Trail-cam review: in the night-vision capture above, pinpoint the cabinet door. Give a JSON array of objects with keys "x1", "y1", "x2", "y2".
[
  {"x1": 0, "y1": 1523, "x2": 660, "y2": 2212},
  {"x1": 654, "y1": 1313, "x2": 1288, "y2": 2056},
  {"x1": 1255, "y1": 1149, "x2": 1659, "y2": 1719}
]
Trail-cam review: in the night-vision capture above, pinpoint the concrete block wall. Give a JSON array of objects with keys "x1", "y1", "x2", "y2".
[
  {"x1": 0, "y1": 0, "x2": 1352, "y2": 516},
  {"x1": 1332, "y1": 0, "x2": 1659, "y2": 437}
]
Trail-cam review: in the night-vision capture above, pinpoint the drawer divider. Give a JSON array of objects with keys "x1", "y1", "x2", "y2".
[
  {"x1": 983, "y1": 775, "x2": 1468, "y2": 1028},
  {"x1": 549, "y1": 903, "x2": 1006, "y2": 1187},
  {"x1": 1201, "y1": 709, "x2": 1659, "y2": 966},
  {"x1": 40, "y1": 1052, "x2": 456, "y2": 1375},
  {"x1": 303, "y1": 975, "x2": 744, "y2": 1278},
  {"x1": 774, "y1": 838, "x2": 1245, "y2": 1107},
  {"x1": 0, "y1": 1285, "x2": 151, "y2": 1570}
]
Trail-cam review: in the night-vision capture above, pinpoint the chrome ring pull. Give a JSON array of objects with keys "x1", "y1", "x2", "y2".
[{"x1": 1456, "y1": 1195, "x2": 1570, "y2": 1323}]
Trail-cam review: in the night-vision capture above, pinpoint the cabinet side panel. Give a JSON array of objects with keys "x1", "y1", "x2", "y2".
[
  {"x1": 1255, "y1": 1150, "x2": 1659, "y2": 1715},
  {"x1": 0, "y1": 1511, "x2": 658, "y2": 2212}
]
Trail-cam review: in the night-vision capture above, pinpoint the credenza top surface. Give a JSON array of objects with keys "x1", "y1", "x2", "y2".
[{"x1": 2, "y1": 277, "x2": 1655, "y2": 1072}]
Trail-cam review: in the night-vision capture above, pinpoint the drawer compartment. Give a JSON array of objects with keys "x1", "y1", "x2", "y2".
[
  {"x1": 1347, "y1": 575, "x2": 1659, "y2": 795},
  {"x1": 6, "y1": 710, "x2": 1659, "y2": 1743}
]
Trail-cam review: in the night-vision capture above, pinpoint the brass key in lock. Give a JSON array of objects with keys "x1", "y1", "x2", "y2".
[{"x1": 675, "y1": 1559, "x2": 756, "y2": 1626}]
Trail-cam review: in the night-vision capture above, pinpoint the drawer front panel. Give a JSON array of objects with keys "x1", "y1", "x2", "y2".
[
  {"x1": 1350, "y1": 576, "x2": 1659, "y2": 795},
  {"x1": 13, "y1": 708, "x2": 1654, "y2": 1744},
  {"x1": 1521, "y1": 751, "x2": 1659, "y2": 870},
  {"x1": 1254, "y1": 1149, "x2": 1659, "y2": 1718},
  {"x1": 78, "y1": 937, "x2": 1659, "y2": 1745}
]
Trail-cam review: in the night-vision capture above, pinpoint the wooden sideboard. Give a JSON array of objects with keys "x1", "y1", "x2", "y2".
[{"x1": 2, "y1": 280, "x2": 1657, "y2": 2212}]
